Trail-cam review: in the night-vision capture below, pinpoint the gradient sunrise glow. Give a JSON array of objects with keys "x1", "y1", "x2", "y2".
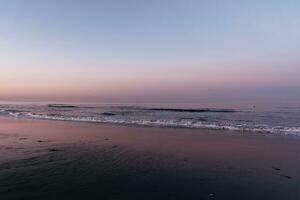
[{"x1": 1, "y1": 0, "x2": 299, "y2": 105}]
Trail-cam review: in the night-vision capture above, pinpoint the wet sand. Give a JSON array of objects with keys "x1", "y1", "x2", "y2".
[{"x1": 0, "y1": 117, "x2": 299, "y2": 199}]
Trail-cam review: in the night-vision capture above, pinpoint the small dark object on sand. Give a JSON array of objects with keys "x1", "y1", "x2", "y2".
[
  {"x1": 37, "y1": 140, "x2": 47, "y2": 143},
  {"x1": 112, "y1": 145, "x2": 118, "y2": 148},
  {"x1": 49, "y1": 148, "x2": 60, "y2": 152},
  {"x1": 272, "y1": 167, "x2": 281, "y2": 171},
  {"x1": 283, "y1": 175, "x2": 292, "y2": 179},
  {"x1": 183, "y1": 158, "x2": 188, "y2": 162},
  {"x1": 104, "y1": 138, "x2": 110, "y2": 141},
  {"x1": 19, "y1": 137, "x2": 28, "y2": 140}
]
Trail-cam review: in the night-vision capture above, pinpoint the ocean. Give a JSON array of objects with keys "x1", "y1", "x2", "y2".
[{"x1": 1, "y1": 103, "x2": 299, "y2": 135}]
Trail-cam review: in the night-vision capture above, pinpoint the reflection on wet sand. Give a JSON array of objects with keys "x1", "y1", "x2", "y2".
[{"x1": 0, "y1": 117, "x2": 299, "y2": 200}]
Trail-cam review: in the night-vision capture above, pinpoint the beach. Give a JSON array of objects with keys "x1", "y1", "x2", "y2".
[
  {"x1": 2, "y1": 0, "x2": 300, "y2": 199},
  {"x1": 0, "y1": 117, "x2": 299, "y2": 200}
]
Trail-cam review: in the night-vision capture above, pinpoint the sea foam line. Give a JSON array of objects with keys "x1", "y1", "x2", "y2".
[{"x1": 23, "y1": 113, "x2": 300, "y2": 136}]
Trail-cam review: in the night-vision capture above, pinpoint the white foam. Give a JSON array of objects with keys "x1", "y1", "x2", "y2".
[
  {"x1": 24, "y1": 113, "x2": 300, "y2": 136},
  {"x1": 9, "y1": 112, "x2": 20, "y2": 118}
]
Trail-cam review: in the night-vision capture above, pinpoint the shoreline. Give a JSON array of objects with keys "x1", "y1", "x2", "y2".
[
  {"x1": 0, "y1": 117, "x2": 299, "y2": 199},
  {"x1": 1, "y1": 116, "x2": 299, "y2": 137}
]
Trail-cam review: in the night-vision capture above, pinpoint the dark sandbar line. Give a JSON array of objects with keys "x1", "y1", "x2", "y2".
[
  {"x1": 48, "y1": 104, "x2": 77, "y2": 108},
  {"x1": 141, "y1": 108, "x2": 237, "y2": 113}
]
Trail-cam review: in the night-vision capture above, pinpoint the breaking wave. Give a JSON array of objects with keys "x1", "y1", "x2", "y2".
[
  {"x1": 24, "y1": 113, "x2": 300, "y2": 135},
  {"x1": 0, "y1": 104, "x2": 300, "y2": 135}
]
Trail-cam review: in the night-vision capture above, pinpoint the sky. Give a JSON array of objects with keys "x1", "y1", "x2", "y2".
[{"x1": 0, "y1": 0, "x2": 300, "y2": 106}]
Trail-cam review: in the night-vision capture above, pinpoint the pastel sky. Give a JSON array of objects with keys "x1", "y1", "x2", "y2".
[{"x1": 0, "y1": 0, "x2": 299, "y2": 105}]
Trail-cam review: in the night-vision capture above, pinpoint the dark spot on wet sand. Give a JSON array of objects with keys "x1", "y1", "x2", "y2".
[
  {"x1": 104, "y1": 138, "x2": 110, "y2": 141},
  {"x1": 283, "y1": 175, "x2": 292, "y2": 179},
  {"x1": 19, "y1": 137, "x2": 28, "y2": 140},
  {"x1": 49, "y1": 148, "x2": 60, "y2": 152},
  {"x1": 272, "y1": 167, "x2": 281, "y2": 171},
  {"x1": 112, "y1": 145, "x2": 118, "y2": 148},
  {"x1": 37, "y1": 140, "x2": 47, "y2": 143}
]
